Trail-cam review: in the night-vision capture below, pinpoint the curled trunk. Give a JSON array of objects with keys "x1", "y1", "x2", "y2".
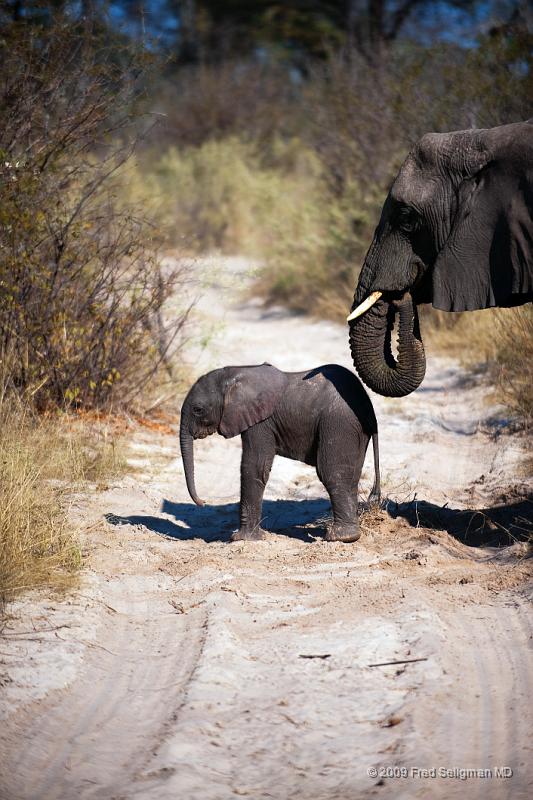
[
  {"x1": 349, "y1": 293, "x2": 426, "y2": 397},
  {"x1": 179, "y1": 413, "x2": 204, "y2": 506}
]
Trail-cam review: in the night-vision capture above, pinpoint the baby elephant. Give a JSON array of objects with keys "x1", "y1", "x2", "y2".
[{"x1": 180, "y1": 363, "x2": 380, "y2": 543}]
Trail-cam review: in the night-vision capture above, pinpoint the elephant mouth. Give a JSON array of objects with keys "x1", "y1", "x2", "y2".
[
  {"x1": 347, "y1": 289, "x2": 411, "y2": 321},
  {"x1": 195, "y1": 427, "x2": 217, "y2": 440}
]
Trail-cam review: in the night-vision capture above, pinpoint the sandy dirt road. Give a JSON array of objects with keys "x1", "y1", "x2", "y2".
[{"x1": 1, "y1": 256, "x2": 532, "y2": 800}]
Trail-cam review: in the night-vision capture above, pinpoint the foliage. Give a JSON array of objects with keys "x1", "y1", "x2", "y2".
[
  {"x1": 152, "y1": 61, "x2": 297, "y2": 148},
  {"x1": 0, "y1": 19, "x2": 191, "y2": 411},
  {"x1": 44, "y1": 0, "x2": 514, "y2": 66},
  {"x1": 254, "y1": 170, "x2": 386, "y2": 317},
  {"x1": 126, "y1": 135, "x2": 373, "y2": 316},
  {"x1": 129, "y1": 137, "x2": 318, "y2": 247}
]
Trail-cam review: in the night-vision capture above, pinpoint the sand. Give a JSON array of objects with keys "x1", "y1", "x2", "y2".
[{"x1": 1, "y1": 256, "x2": 531, "y2": 800}]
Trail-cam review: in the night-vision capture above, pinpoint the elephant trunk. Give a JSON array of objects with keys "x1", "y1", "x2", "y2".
[
  {"x1": 179, "y1": 411, "x2": 205, "y2": 506},
  {"x1": 349, "y1": 293, "x2": 426, "y2": 397}
]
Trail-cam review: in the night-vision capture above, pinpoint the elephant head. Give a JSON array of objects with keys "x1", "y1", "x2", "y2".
[
  {"x1": 179, "y1": 364, "x2": 288, "y2": 505},
  {"x1": 348, "y1": 119, "x2": 533, "y2": 397}
]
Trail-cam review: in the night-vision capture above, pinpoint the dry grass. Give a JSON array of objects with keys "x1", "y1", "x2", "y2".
[
  {"x1": 492, "y1": 306, "x2": 533, "y2": 429},
  {"x1": 0, "y1": 400, "x2": 126, "y2": 611},
  {"x1": 424, "y1": 304, "x2": 533, "y2": 429}
]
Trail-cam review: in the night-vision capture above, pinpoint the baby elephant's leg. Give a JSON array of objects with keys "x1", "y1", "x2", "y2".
[
  {"x1": 324, "y1": 480, "x2": 361, "y2": 542},
  {"x1": 317, "y1": 425, "x2": 366, "y2": 543},
  {"x1": 231, "y1": 426, "x2": 275, "y2": 542}
]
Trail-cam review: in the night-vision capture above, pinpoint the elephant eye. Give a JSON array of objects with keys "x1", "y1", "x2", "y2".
[
  {"x1": 192, "y1": 405, "x2": 203, "y2": 416},
  {"x1": 398, "y1": 206, "x2": 418, "y2": 233}
]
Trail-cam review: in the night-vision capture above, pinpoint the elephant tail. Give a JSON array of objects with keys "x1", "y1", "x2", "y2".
[{"x1": 368, "y1": 431, "x2": 381, "y2": 507}]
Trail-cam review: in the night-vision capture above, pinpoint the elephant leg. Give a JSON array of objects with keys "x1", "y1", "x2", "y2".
[
  {"x1": 231, "y1": 426, "x2": 275, "y2": 542},
  {"x1": 317, "y1": 425, "x2": 366, "y2": 543},
  {"x1": 323, "y1": 481, "x2": 360, "y2": 543}
]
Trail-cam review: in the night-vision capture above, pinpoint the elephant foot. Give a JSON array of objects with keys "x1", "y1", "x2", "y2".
[
  {"x1": 326, "y1": 522, "x2": 361, "y2": 543},
  {"x1": 230, "y1": 527, "x2": 267, "y2": 542}
]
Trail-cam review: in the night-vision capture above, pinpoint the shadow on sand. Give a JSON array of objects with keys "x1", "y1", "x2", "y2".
[
  {"x1": 105, "y1": 495, "x2": 532, "y2": 549},
  {"x1": 388, "y1": 495, "x2": 533, "y2": 548},
  {"x1": 105, "y1": 498, "x2": 332, "y2": 543}
]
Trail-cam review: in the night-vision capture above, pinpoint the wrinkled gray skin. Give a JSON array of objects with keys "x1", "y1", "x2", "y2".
[
  {"x1": 180, "y1": 363, "x2": 380, "y2": 543},
  {"x1": 350, "y1": 119, "x2": 533, "y2": 397}
]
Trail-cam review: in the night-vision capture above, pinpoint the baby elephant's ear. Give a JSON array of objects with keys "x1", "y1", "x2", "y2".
[{"x1": 219, "y1": 365, "x2": 288, "y2": 438}]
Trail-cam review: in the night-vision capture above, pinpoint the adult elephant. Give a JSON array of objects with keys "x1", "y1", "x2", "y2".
[{"x1": 347, "y1": 119, "x2": 533, "y2": 398}]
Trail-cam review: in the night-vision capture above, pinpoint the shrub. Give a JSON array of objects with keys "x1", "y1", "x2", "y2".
[
  {"x1": 0, "y1": 19, "x2": 190, "y2": 411},
  {"x1": 126, "y1": 135, "x2": 379, "y2": 317},
  {"x1": 126, "y1": 136, "x2": 318, "y2": 251},
  {"x1": 144, "y1": 138, "x2": 276, "y2": 251},
  {"x1": 151, "y1": 61, "x2": 295, "y2": 148}
]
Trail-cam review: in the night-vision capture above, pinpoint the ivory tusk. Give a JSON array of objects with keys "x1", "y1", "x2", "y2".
[{"x1": 347, "y1": 291, "x2": 383, "y2": 321}]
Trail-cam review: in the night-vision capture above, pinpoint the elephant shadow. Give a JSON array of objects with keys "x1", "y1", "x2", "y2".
[
  {"x1": 104, "y1": 495, "x2": 532, "y2": 549},
  {"x1": 387, "y1": 495, "x2": 533, "y2": 548},
  {"x1": 105, "y1": 497, "x2": 332, "y2": 543}
]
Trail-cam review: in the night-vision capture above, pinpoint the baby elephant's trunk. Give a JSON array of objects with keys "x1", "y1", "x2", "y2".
[{"x1": 179, "y1": 410, "x2": 205, "y2": 507}]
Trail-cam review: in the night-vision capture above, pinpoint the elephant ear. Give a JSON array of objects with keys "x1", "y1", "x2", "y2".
[
  {"x1": 432, "y1": 124, "x2": 533, "y2": 311},
  {"x1": 219, "y1": 364, "x2": 288, "y2": 439}
]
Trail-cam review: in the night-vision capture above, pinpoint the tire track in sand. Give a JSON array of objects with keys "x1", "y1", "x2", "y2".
[
  {"x1": 0, "y1": 594, "x2": 208, "y2": 800},
  {"x1": 400, "y1": 594, "x2": 532, "y2": 800}
]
